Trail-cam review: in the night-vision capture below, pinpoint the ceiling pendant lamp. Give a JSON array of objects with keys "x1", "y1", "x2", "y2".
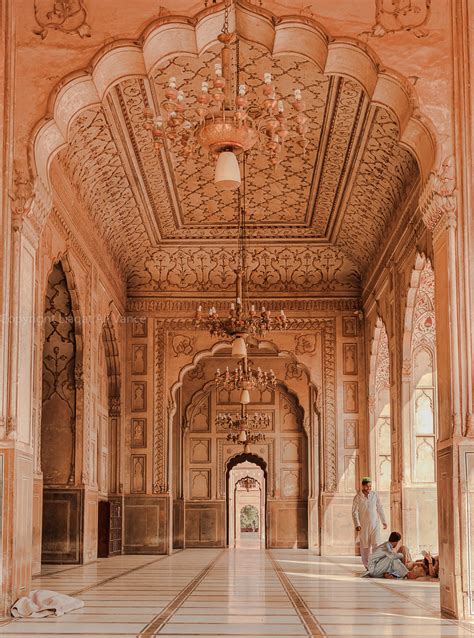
[
  {"x1": 240, "y1": 388, "x2": 251, "y2": 405},
  {"x1": 214, "y1": 151, "x2": 241, "y2": 190},
  {"x1": 231, "y1": 336, "x2": 247, "y2": 358}
]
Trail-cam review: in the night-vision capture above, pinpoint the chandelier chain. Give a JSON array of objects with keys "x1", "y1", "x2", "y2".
[{"x1": 222, "y1": 0, "x2": 230, "y2": 35}]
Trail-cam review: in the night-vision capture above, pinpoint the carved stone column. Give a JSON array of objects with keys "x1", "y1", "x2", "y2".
[{"x1": 420, "y1": 159, "x2": 474, "y2": 617}]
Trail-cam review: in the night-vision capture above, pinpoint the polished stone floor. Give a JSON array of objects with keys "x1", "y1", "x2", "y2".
[{"x1": 0, "y1": 549, "x2": 473, "y2": 637}]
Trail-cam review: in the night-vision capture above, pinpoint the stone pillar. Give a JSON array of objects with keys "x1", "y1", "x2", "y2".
[
  {"x1": 0, "y1": 212, "x2": 40, "y2": 616},
  {"x1": 420, "y1": 160, "x2": 472, "y2": 616},
  {"x1": 415, "y1": 0, "x2": 474, "y2": 618}
]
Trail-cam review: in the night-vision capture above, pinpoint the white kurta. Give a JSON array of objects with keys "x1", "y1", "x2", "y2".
[{"x1": 352, "y1": 491, "x2": 387, "y2": 548}]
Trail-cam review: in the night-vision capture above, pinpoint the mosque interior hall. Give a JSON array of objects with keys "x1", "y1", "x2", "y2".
[{"x1": 1, "y1": 0, "x2": 474, "y2": 635}]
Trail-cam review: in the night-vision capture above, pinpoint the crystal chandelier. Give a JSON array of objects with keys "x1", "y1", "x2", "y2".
[
  {"x1": 218, "y1": 405, "x2": 267, "y2": 453},
  {"x1": 195, "y1": 157, "x2": 288, "y2": 356},
  {"x1": 142, "y1": 0, "x2": 307, "y2": 191},
  {"x1": 215, "y1": 357, "x2": 276, "y2": 404}
]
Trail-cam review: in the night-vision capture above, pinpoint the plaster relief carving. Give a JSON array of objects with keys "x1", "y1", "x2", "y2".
[
  {"x1": 295, "y1": 333, "x2": 317, "y2": 355},
  {"x1": 191, "y1": 470, "x2": 211, "y2": 499},
  {"x1": 172, "y1": 334, "x2": 194, "y2": 357},
  {"x1": 281, "y1": 440, "x2": 301, "y2": 463},
  {"x1": 153, "y1": 323, "x2": 166, "y2": 493},
  {"x1": 131, "y1": 317, "x2": 147, "y2": 338},
  {"x1": 419, "y1": 157, "x2": 456, "y2": 232},
  {"x1": 190, "y1": 395, "x2": 210, "y2": 433},
  {"x1": 129, "y1": 245, "x2": 360, "y2": 294},
  {"x1": 131, "y1": 382, "x2": 146, "y2": 412},
  {"x1": 281, "y1": 397, "x2": 300, "y2": 432},
  {"x1": 344, "y1": 381, "x2": 359, "y2": 413},
  {"x1": 131, "y1": 455, "x2": 146, "y2": 493},
  {"x1": 188, "y1": 362, "x2": 205, "y2": 381},
  {"x1": 131, "y1": 345, "x2": 147, "y2": 375},
  {"x1": 33, "y1": 0, "x2": 91, "y2": 39},
  {"x1": 344, "y1": 420, "x2": 359, "y2": 449},
  {"x1": 361, "y1": 0, "x2": 431, "y2": 39},
  {"x1": 191, "y1": 440, "x2": 211, "y2": 464},
  {"x1": 281, "y1": 470, "x2": 300, "y2": 498},
  {"x1": 343, "y1": 344, "x2": 358, "y2": 375},
  {"x1": 342, "y1": 316, "x2": 358, "y2": 337},
  {"x1": 343, "y1": 455, "x2": 359, "y2": 493},
  {"x1": 131, "y1": 418, "x2": 146, "y2": 448},
  {"x1": 127, "y1": 299, "x2": 360, "y2": 314},
  {"x1": 285, "y1": 362, "x2": 303, "y2": 381},
  {"x1": 10, "y1": 167, "x2": 33, "y2": 231}
]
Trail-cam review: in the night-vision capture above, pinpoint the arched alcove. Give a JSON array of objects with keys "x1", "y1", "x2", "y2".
[
  {"x1": 40, "y1": 260, "x2": 82, "y2": 564},
  {"x1": 401, "y1": 255, "x2": 438, "y2": 553}
]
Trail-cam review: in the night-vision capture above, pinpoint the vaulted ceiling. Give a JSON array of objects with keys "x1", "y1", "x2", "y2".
[{"x1": 41, "y1": 3, "x2": 431, "y2": 297}]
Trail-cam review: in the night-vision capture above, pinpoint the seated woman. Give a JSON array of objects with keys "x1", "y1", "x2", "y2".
[{"x1": 366, "y1": 531, "x2": 409, "y2": 579}]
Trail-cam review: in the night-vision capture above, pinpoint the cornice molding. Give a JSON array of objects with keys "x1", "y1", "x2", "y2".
[{"x1": 126, "y1": 297, "x2": 360, "y2": 314}]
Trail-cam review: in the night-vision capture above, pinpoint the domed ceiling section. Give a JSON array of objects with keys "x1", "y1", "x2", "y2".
[{"x1": 37, "y1": 2, "x2": 433, "y2": 296}]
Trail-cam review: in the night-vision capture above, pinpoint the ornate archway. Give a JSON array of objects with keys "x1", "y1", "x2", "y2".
[{"x1": 401, "y1": 254, "x2": 438, "y2": 553}]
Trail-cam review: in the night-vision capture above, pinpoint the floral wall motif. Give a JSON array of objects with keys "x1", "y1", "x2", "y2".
[
  {"x1": 33, "y1": 0, "x2": 91, "y2": 39},
  {"x1": 361, "y1": 0, "x2": 432, "y2": 39},
  {"x1": 128, "y1": 245, "x2": 361, "y2": 293}
]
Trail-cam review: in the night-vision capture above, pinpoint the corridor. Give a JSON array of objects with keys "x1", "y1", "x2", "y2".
[{"x1": 0, "y1": 550, "x2": 472, "y2": 637}]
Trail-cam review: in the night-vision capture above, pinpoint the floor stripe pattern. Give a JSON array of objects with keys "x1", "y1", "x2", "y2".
[{"x1": 0, "y1": 550, "x2": 473, "y2": 636}]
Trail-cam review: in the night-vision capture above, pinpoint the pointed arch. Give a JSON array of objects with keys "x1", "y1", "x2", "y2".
[{"x1": 401, "y1": 253, "x2": 438, "y2": 553}]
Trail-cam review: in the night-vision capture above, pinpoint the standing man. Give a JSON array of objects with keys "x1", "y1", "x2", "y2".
[{"x1": 352, "y1": 477, "x2": 387, "y2": 568}]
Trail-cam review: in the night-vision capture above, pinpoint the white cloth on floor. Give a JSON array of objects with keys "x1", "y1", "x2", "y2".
[{"x1": 11, "y1": 589, "x2": 84, "y2": 618}]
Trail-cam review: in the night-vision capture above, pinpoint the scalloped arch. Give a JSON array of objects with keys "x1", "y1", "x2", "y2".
[{"x1": 31, "y1": 1, "x2": 437, "y2": 192}]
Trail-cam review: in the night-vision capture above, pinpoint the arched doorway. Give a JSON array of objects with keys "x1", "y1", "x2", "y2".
[
  {"x1": 176, "y1": 347, "x2": 309, "y2": 550},
  {"x1": 401, "y1": 256, "x2": 438, "y2": 553},
  {"x1": 226, "y1": 454, "x2": 266, "y2": 548}
]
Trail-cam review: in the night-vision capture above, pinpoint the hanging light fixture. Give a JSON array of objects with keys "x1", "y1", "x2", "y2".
[
  {"x1": 214, "y1": 357, "x2": 276, "y2": 400},
  {"x1": 142, "y1": 0, "x2": 307, "y2": 189},
  {"x1": 218, "y1": 404, "x2": 268, "y2": 453},
  {"x1": 195, "y1": 154, "x2": 288, "y2": 349}
]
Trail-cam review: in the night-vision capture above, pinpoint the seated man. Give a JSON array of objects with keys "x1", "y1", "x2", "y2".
[{"x1": 366, "y1": 531, "x2": 411, "y2": 579}]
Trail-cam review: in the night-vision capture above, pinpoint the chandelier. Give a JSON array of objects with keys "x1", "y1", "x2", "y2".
[
  {"x1": 195, "y1": 156, "x2": 288, "y2": 356},
  {"x1": 142, "y1": 0, "x2": 307, "y2": 191},
  {"x1": 218, "y1": 405, "x2": 267, "y2": 453},
  {"x1": 214, "y1": 357, "x2": 276, "y2": 404},
  {"x1": 237, "y1": 476, "x2": 259, "y2": 492}
]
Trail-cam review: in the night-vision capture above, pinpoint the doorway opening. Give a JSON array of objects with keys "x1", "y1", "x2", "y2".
[{"x1": 226, "y1": 453, "x2": 267, "y2": 549}]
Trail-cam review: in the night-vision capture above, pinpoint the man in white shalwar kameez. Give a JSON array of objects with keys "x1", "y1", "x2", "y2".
[{"x1": 352, "y1": 477, "x2": 387, "y2": 568}]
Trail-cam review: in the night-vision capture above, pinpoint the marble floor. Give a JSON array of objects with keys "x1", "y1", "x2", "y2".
[{"x1": 0, "y1": 550, "x2": 473, "y2": 637}]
